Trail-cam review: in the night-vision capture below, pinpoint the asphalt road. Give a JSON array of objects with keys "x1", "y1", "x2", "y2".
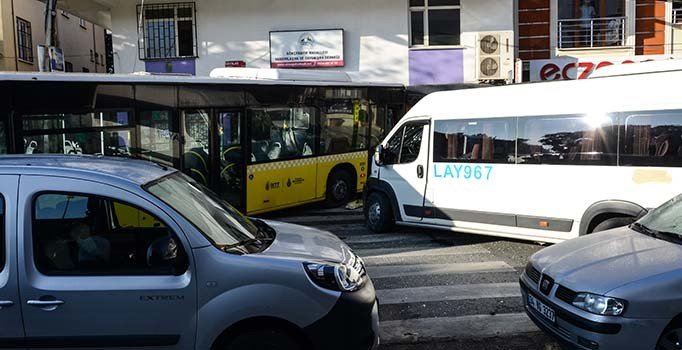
[{"x1": 262, "y1": 203, "x2": 564, "y2": 350}]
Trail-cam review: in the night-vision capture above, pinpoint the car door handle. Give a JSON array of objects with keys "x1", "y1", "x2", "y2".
[
  {"x1": 27, "y1": 299, "x2": 64, "y2": 311},
  {"x1": 417, "y1": 165, "x2": 424, "y2": 178},
  {"x1": 0, "y1": 300, "x2": 13, "y2": 309}
]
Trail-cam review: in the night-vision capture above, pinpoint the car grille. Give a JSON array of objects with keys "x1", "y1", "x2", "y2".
[
  {"x1": 525, "y1": 263, "x2": 541, "y2": 284},
  {"x1": 555, "y1": 285, "x2": 578, "y2": 304}
]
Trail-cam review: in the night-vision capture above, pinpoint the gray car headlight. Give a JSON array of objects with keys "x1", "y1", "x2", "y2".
[
  {"x1": 304, "y1": 262, "x2": 365, "y2": 292},
  {"x1": 572, "y1": 293, "x2": 626, "y2": 316}
]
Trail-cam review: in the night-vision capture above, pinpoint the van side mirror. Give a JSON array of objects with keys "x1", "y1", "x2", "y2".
[
  {"x1": 147, "y1": 236, "x2": 188, "y2": 275},
  {"x1": 374, "y1": 145, "x2": 384, "y2": 166}
]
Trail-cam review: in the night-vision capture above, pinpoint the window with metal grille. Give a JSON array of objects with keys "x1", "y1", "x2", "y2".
[
  {"x1": 409, "y1": 0, "x2": 461, "y2": 46},
  {"x1": 16, "y1": 17, "x2": 33, "y2": 63},
  {"x1": 137, "y1": 2, "x2": 197, "y2": 59}
]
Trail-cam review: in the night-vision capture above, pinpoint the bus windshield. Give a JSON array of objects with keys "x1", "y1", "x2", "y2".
[{"x1": 145, "y1": 172, "x2": 262, "y2": 248}]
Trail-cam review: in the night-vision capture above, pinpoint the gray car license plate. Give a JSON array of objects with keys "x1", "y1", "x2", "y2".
[{"x1": 528, "y1": 294, "x2": 556, "y2": 323}]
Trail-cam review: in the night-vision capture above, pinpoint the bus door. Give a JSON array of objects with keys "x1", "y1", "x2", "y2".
[
  {"x1": 180, "y1": 109, "x2": 212, "y2": 188},
  {"x1": 179, "y1": 109, "x2": 246, "y2": 210},
  {"x1": 217, "y1": 110, "x2": 245, "y2": 210},
  {"x1": 379, "y1": 120, "x2": 430, "y2": 222}
]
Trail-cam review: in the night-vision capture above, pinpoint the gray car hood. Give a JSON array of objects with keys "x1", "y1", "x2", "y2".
[
  {"x1": 533, "y1": 227, "x2": 682, "y2": 295},
  {"x1": 257, "y1": 220, "x2": 349, "y2": 263}
]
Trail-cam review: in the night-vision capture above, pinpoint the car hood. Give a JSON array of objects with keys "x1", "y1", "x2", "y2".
[
  {"x1": 532, "y1": 227, "x2": 682, "y2": 295},
  {"x1": 257, "y1": 220, "x2": 349, "y2": 263}
]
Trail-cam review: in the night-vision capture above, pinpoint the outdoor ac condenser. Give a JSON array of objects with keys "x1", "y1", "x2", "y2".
[{"x1": 476, "y1": 31, "x2": 514, "y2": 81}]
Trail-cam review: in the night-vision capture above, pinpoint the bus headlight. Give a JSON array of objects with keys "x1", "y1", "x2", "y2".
[
  {"x1": 304, "y1": 262, "x2": 365, "y2": 292},
  {"x1": 572, "y1": 293, "x2": 626, "y2": 316}
]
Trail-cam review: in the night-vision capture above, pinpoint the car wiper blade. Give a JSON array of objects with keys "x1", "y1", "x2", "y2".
[
  {"x1": 250, "y1": 218, "x2": 277, "y2": 239},
  {"x1": 220, "y1": 237, "x2": 275, "y2": 250},
  {"x1": 630, "y1": 222, "x2": 658, "y2": 237}
]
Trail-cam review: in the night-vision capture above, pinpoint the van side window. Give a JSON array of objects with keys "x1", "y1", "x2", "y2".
[
  {"x1": 0, "y1": 197, "x2": 4, "y2": 270},
  {"x1": 383, "y1": 123, "x2": 425, "y2": 165},
  {"x1": 621, "y1": 111, "x2": 682, "y2": 166},
  {"x1": 400, "y1": 124, "x2": 424, "y2": 163},
  {"x1": 433, "y1": 118, "x2": 515, "y2": 163},
  {"x1": 518, "y1": 115, "x2": 617, "y2": 165},
  {"x1": 33, "y1": 193, "x2": 187, "y2": 276}
]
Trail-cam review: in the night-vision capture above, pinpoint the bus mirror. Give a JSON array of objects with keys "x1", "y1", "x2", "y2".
[{"x1": 374, "y1": 145, "x2": 384, "y2": 166}]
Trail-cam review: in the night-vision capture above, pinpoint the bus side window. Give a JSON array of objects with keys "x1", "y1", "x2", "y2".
[{"x1": 621, "y1": 111, "x2": 682, "y2": 167}]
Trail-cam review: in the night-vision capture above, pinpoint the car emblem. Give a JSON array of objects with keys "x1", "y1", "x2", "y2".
[{"x1": 539, "y1": 275, "x2": 554, "y2": 295}]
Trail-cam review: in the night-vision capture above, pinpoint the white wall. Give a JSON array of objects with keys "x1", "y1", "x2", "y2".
[
  {"x1": 111, "y1": 0, "x2": 410, "y2": 83},
  {"x1": 460, "y1": 0, "x2": 515, "y2": 82}
]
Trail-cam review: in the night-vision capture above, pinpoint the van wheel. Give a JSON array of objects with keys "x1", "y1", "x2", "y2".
[
  {"x1": 365, "y1": 192, "x2": 394, "y2": 233},
  {"x1": 592, "y1": 217, "x2": 634, "y2": 233},
  {"x1": 225, "y1": 329, "x2": 303, "y2": 350},
  {"x1": 657, "y1": 321, "x2": 682, "y2": 350},
  {"x1": 325, "y1": 169, "x2": 353, "y2": 207}
]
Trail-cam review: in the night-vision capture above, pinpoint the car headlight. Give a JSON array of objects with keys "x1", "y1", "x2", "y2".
[
  {"x1": 572, "y1": 293, "x2": 626, "y2": 316},
  {"x1": 304, "y1": 261, "x2": 365, "y2": 292}
]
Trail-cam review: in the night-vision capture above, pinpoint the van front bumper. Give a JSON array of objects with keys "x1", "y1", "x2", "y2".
[
  {"x1": 304, "y1": 278, "x2": 379, "y2": 350},
  {"x1": 520, "y1": 277, "x2": 666, "y2": 350}
]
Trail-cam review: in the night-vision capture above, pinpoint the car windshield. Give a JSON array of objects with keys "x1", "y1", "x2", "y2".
[
  {"x1": 636, "y1": 195, "x2": 682, "y2": 241},
  {"x1": 145, "y1": 172, "x2": 263, "y2": 249}
]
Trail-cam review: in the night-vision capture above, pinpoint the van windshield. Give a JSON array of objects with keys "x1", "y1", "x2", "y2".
[{"x1": 145, "y1": 172, "x2": 265, "y2": 251}]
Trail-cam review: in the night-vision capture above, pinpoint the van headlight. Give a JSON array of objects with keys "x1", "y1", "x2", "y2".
[
  {"x1": 572, "y1": 293, "x2": 626, "y2": 316},
  {"x1": 304, "y1": 261, "x2": 365, "y2": 292}
]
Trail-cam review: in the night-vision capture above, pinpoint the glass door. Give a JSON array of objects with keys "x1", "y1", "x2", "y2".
[
  {"x1": 180, "y1": 109, "x2": 211, "y2": 188},
  {"x1": 217, "y1": 110, "x2": 244, "y2": 209}
]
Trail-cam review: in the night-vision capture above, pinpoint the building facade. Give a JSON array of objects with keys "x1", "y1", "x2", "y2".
[
  {"x1": 0, "y1": 0, "x2": 108, "y2": 73},
  {"x1": 87, "y1": 0, "x2": 515, "y2": 86},
  {"x1": 516, "y1": 0, "x2": 682, "y2": 82}
]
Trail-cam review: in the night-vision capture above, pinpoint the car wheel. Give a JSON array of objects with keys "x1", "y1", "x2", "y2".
[
  {"x1": 592, "y1": 217, "x2": 635, "y2": 233},
  {"x1": 657, "y1": 322, "x2": 682, "y2": 350},
  {"x1": 225, "y1": 328, "x2": 303, "y2": 350},
  {"x1": 325, "y1": 169, "x2": 353, "y2": 207},
  {"x1": 365, "y1": 192, "x2": 394, "y2": 233}
]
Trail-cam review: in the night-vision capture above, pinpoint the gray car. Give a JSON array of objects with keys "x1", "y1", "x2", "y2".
[
  {"x1": 520, "y1": 194, "x2": 682, "y2": 350},
  {"x1": 0, "y1": 155, "x2": 379, "y2": 350}
]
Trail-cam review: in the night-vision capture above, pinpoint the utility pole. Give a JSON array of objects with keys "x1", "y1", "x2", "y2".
[{"x1": 41, "y1": 0, "x2": 57, "y2": 71}]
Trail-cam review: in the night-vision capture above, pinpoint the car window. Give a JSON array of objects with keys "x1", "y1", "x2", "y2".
[
  {"x1": 621, "y1": 111, "x2": 682, "y2": 166},
  {"x1": 33, "y1": 193, "x2": 186, "y2": 276},
  {"x1": 0, "y1": 197, "x2": 4, "y2": 270}
]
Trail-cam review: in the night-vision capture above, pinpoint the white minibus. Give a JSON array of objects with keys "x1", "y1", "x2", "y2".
[{"x1": 365, "y1": 69, "x2": 682, "y2": 243}]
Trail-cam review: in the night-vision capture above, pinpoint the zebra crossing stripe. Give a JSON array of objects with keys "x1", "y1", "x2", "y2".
[
  {"x1": 376, "y1": 282, "x2": 521, "y2": 305},
  {"x1": 367, "y1": 261, "x2": 514, "y2": 279}
]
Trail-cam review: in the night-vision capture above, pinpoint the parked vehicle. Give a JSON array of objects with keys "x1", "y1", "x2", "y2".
[
  {"x1": 521, "y1": 194, "x2": 682, "y2": 349},
  {"x1": 0, "y1": 155, "x2": 378, "y2": 350},
  {"x1": 365, "y1": 69, "x2": 682, "y2": 243}
]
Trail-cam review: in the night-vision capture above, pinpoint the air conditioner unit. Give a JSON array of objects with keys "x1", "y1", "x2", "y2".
[{"x1": 477, "y1": 31, "x2": 514, "y2": 81}]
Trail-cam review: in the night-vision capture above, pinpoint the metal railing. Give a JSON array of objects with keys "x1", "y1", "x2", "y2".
[
  {"x1": 558, "y1": 17, "x2": 626, "y2": 49},
  {"x1": 674, "y1": 9, "x2": 682, "y2": 24}
]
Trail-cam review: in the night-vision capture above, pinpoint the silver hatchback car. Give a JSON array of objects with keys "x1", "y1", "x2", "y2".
[
  {"x1": 521, "y1": 194, "x2": 682, "y2": 350},
  {"x1": 0, "y1": 155, "x2": 379, "y2": 350}
]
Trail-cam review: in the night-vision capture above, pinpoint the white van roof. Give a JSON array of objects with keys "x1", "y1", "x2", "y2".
[
  {"x1": 589, "y1": 58, "x2": 682, "y2": 78},
  {"x1": 404, "y1": 69, "x2": 682, "y2": 121}
]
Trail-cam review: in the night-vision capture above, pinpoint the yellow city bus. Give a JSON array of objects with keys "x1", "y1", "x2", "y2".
[{"x1": 0, "y1": 69, "x2": 405, "y2": 214}]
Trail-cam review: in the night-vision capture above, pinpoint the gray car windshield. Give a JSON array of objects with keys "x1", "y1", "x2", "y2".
[
  {"x1": 637, "y1": 195, "x2": 682, "y2": 239},
  {"x1": 145, "y1": 172, "x2": 261, "y2": 248}
]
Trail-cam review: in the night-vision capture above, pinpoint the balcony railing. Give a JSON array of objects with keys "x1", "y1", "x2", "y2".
[
  {"x1": 558, "y1": 17, "x2": 626, "y2": 49},
  {"x1": 675, "y1": 9, "x2": 682, "y2": 24}
]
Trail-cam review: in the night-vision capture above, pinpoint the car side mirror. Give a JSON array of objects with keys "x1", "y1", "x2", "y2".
[
  {"x1": 147, "y1": 236, "x2": 188, "y2": 274},
  {"x1": 374, "y1": 145, "x2": 384, "y2": 166}
]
